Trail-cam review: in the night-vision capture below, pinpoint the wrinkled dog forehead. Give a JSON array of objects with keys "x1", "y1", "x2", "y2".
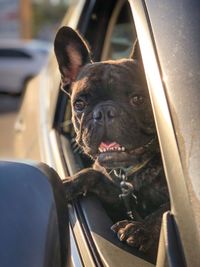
[{"x1": 71, "y1": 58, "x2": 146, "y2": 99}]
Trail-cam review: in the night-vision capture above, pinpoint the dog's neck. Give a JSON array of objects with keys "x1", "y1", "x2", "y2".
[
  {"x1": 110, "y1": 154, "x2": 162, "y2": 220},
  {"x1": 108, "y1": 153, "x2": 162, "y2": 188},
  {"x1": 112, "y1": 157, "x2": 153, "y2": 180}
]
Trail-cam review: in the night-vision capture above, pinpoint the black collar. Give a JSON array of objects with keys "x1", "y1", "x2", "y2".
[{"x1": 112, "y1": 156, "x2": 153, "y2": 181}]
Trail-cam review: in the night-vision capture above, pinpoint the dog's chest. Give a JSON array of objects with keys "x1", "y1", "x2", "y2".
[{"x1": 108, "y1": 163, "x2": 168, "y2": 219}]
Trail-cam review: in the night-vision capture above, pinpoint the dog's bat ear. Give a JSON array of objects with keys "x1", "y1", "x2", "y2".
[
  {"x1": 130, "y1": 39, "x2": 142, "y2": 63},
  {"x1": 54, "y1": 26, "x2": 92, "y2": 94}
]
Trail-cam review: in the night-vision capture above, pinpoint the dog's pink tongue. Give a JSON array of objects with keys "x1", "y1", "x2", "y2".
[{"x1": 99, "y1": 142, "x2": 120, "y2": 149}]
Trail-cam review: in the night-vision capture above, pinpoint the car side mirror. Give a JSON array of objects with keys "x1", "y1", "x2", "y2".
[{"x1": 0, "y1": 161, "x2": 68, "y2": 267}]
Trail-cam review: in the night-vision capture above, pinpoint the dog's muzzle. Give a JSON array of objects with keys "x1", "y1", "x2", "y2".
[
  {"x1": 93, "y1": 102, "x2": 118, "y2": 125},
  {"x1": 96, "y1": 137, "x2": 158, "y2": 168}
]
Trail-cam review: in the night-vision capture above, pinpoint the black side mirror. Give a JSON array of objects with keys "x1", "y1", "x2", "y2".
[{"x1": 0, "y1": 161, "x2": 68, "y2": 267}]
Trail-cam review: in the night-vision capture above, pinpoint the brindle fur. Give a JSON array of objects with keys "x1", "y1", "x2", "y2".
[{"x1": 54, "y1": 26, "x2": 169, "y2": 262}]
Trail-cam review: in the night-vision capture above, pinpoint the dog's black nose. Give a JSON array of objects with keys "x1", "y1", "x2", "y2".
[{"x1": 93, "y1": 104, "x2": 117, "y2": 123}]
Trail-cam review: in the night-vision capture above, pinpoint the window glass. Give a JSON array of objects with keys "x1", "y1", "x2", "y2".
[{"x1": 102, "y1": 1, "x2": 136, "y2": 60}]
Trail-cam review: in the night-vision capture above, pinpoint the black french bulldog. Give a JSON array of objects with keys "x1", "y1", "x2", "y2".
[{"x1": 54, "y1": 26, "x2": 169, "y2": 261}]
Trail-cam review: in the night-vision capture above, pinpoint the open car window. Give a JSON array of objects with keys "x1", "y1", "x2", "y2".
[
  {"x1": 60, "y1": 1, "x2": 137, "y2": 164},
  {"x1": 54, "y1": 0, "x2": 169, "y2": 266}
]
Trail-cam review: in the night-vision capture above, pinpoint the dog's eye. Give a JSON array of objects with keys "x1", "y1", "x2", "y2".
[
  {"x1": 73, "y1": 99, "x2": 86, "y2": 112},
  {"x1": 130, "y1": 95, "x2": 145, "y2": 106}
]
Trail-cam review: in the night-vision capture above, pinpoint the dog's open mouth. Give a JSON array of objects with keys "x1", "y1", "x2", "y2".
[
  {"x1": 97, "y1": 138, "x2": 157, "y2": 168},
  {"x1": 98, "y1": 142, "x2": 126, "y2": 153}
]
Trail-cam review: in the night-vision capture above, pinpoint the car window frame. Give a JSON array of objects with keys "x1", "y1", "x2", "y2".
[{"x1": 54, "y1": 1, "x2": 157, "y2": 266}]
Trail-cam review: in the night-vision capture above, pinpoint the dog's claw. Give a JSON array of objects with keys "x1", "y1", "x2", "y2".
[
  {"x1": 111, "y1": 219, "x2": 158, "y2": 254},
  {"x1": 111, "y1": 220, "x2": 130, "y2": 232}
]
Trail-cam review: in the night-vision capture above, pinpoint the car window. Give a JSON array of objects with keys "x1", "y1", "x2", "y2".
[
  {"x1": 0, "y1": 48, "x2": 32, "y2": 59},
  {"x1": 55, "y1": 1, "x2": 167, "y2": 266},
  {"x1": 60, "y1": 1, "x2": 136, "y2": 133},
  {"x1": 61, "y1": 1, "x2": 136, "y2": 138},
  {"x1": 101, "y1": 1, "x2": 136, "y2": 60}
]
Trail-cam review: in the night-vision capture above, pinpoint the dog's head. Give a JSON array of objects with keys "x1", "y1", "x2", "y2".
[{"x1": 54, "y1": 27, "x2": 158, "y2": 169}]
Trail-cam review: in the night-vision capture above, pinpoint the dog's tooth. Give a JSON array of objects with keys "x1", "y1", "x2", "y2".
[{"x1": 122, "y1": 147, "x2": 125, "y2": 151}]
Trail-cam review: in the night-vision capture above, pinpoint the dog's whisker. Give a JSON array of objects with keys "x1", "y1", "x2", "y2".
[
  {"x1": 76, "y1": 114, "x2": 85, "y2": 144},
  {"x1": 70, "y1": 137, "x2": 84, "y2": 154}
]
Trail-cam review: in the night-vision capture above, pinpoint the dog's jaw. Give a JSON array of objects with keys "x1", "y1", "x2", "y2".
[{"x1": 95, "y1": 137, "x2": 158, "y2": 169}]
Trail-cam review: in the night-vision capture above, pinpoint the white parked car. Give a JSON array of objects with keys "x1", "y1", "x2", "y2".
[{"x1": 0, "y1": 39, "x2": 51, "y2": 94}]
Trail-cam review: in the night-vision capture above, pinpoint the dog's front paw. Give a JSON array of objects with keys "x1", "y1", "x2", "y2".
[{"x1": 111, "y1": 219, "x2": 158, "y2": 254}]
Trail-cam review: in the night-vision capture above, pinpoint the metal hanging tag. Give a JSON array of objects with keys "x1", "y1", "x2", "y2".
[{"x1": 113, "y1": 168, "x2": 142, "y2": 221}]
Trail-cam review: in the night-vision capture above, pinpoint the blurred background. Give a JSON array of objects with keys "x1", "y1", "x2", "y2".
[
  {"x1": 0, "y1": 0, "x2": 68, "y2": 158},
  {"x1": 0, "y1": 0, "x2": 68, "y2": 40}
]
